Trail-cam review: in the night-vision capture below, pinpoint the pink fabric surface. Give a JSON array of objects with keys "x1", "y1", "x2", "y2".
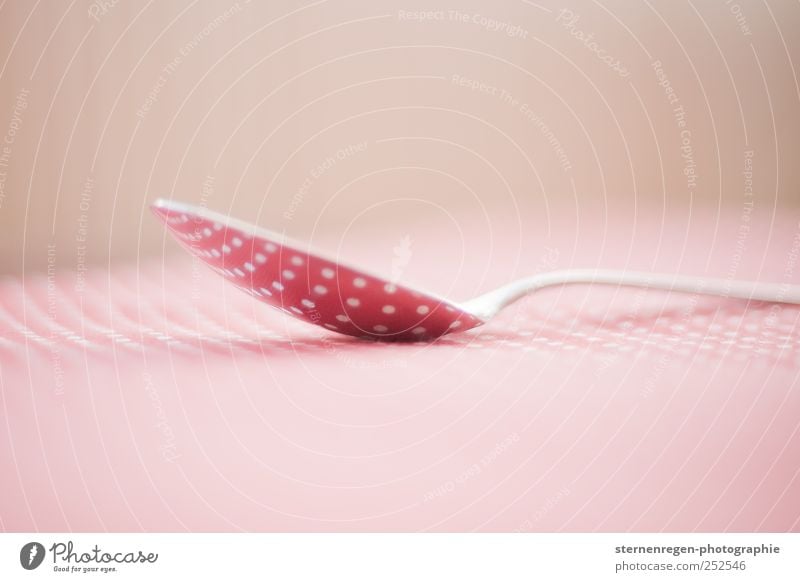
[{"x1": 1, "y1": 210, "x2": 800, "y2": 532}]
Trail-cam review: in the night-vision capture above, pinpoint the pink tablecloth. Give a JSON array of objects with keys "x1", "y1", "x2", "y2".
[{"x1": 1, "y1": 211, "x2": 799, "y2": 532}]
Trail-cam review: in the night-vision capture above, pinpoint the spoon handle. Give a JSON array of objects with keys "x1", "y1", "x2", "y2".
[{"x1": 463, "y1": 269, "x2": 800, "y2": 319}]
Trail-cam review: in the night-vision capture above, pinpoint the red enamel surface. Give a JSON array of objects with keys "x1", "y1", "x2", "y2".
[{"x1": 151, "y1": 202, "x2": 483, "y2": 341}]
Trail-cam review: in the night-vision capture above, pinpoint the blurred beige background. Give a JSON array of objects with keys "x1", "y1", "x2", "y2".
[{"x1": 0, "y1": 0, "x2": 798, "y2": 274}]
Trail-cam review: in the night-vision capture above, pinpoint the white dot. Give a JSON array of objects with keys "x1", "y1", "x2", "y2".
[
  {"x1": 382, "y1": 305, "x2": 396, "y2": 314},
  {"x1": 231, "y1": 237, "x2": 243, "y2": 247},
  {"x1": 335, "y1": 314, "x2": 349, "y2": 322},
  {"x1": 203, "y1": 227, "x2": 212, "y2": 237},
  {"x1": 290, "y1": 306, "x2": 303, "y2": 314},
  {"x1": 324, "y1": 323, "x2": 338, "y2": 330},
  {"x1": 265, "y1": 242, "x2": 278, "y2": 253},
  {"x1": 314, "y1": 284, "x2": 328, "y2": 295},
  {"x1": 301, "y1": 299, "x2": 315, "y2": 308},
  {"x1": 222, "y1": 244, "x2": 232, "y2": 254},
  {"x1": 321, "y1": 268, "x2": 335, "y2": 279},
  {"x1": 384, "y1": 283, "x2": 397, "y2": 294},
  {"x1": 347, "y1": 298, "x2": 360, "y2": 307},
  {"x1": 449, "y1": 321, "x2": 462, "y2": 329},
  {"x1": 210, "y1": 249, "x2": 221, "y2": 258},
  {"x1": 259, "y1": 287, "x2": 272, "y2": 296},
  {"x1": 353, "y1": 277, "x2": 366, "y2": 288},
  {"x1": 412, "y1": 327, "x2": 426, "y2": 334},
  {"x1": 417, "y1": 305, "x2": 429, "y2": 315},
  {"x1": 233, "y1": 268, "x2": 245, "y2": 277},
  {"x1": 244, "y1": 262, "x2": 255, "y2": 272},
  {"x1": 373, "y1": 325, "x2": 388, "y2": 332},
  {"x1": 212, "y1": 222, "x2": 223, "y2": 230},
  {"x1": 272, "y1": 281, "x2": 284, "y2": 291},
  {"x1": 282, "y1": 269, "x2": 295, "y2": 280},
  {"x1": 291, "y1": 256, "x2": 304, "y2": 266},
  {"x1": 254, "y1": 253, "x2": 267, "y2": 264}
]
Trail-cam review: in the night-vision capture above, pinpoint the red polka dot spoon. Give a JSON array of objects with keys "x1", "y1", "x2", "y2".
[{"x1": 152, "y1": 199, "x2": 800, "y2": 341}]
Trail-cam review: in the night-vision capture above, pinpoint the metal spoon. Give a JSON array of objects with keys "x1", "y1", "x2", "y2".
[{"x1": 152, "y1": 199, "x2": 800, "y2": 341}]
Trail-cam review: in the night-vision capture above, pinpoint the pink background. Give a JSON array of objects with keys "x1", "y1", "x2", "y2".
[
  {"x1": 0, "y1": 1, "x2": 799, "y2": 531},
  {"x1": 1, "y1": 0, "x2": 799, "y2": 271},
  {"x1": 2, "y1": 208, "x2": 799, "y2": 532}
]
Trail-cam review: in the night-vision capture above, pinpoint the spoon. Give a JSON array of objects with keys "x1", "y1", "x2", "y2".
[{"x1": 151, "y1": 199, "x2": 800, "y2": 341}]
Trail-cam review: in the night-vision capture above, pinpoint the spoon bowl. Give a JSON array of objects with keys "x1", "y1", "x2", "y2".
[
  {"x1": 152, "y1": 199, "x2": 800, "y2": 341},
  {"x1": 151, "y1": 199, "x2": 484, "y2": 341}
]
